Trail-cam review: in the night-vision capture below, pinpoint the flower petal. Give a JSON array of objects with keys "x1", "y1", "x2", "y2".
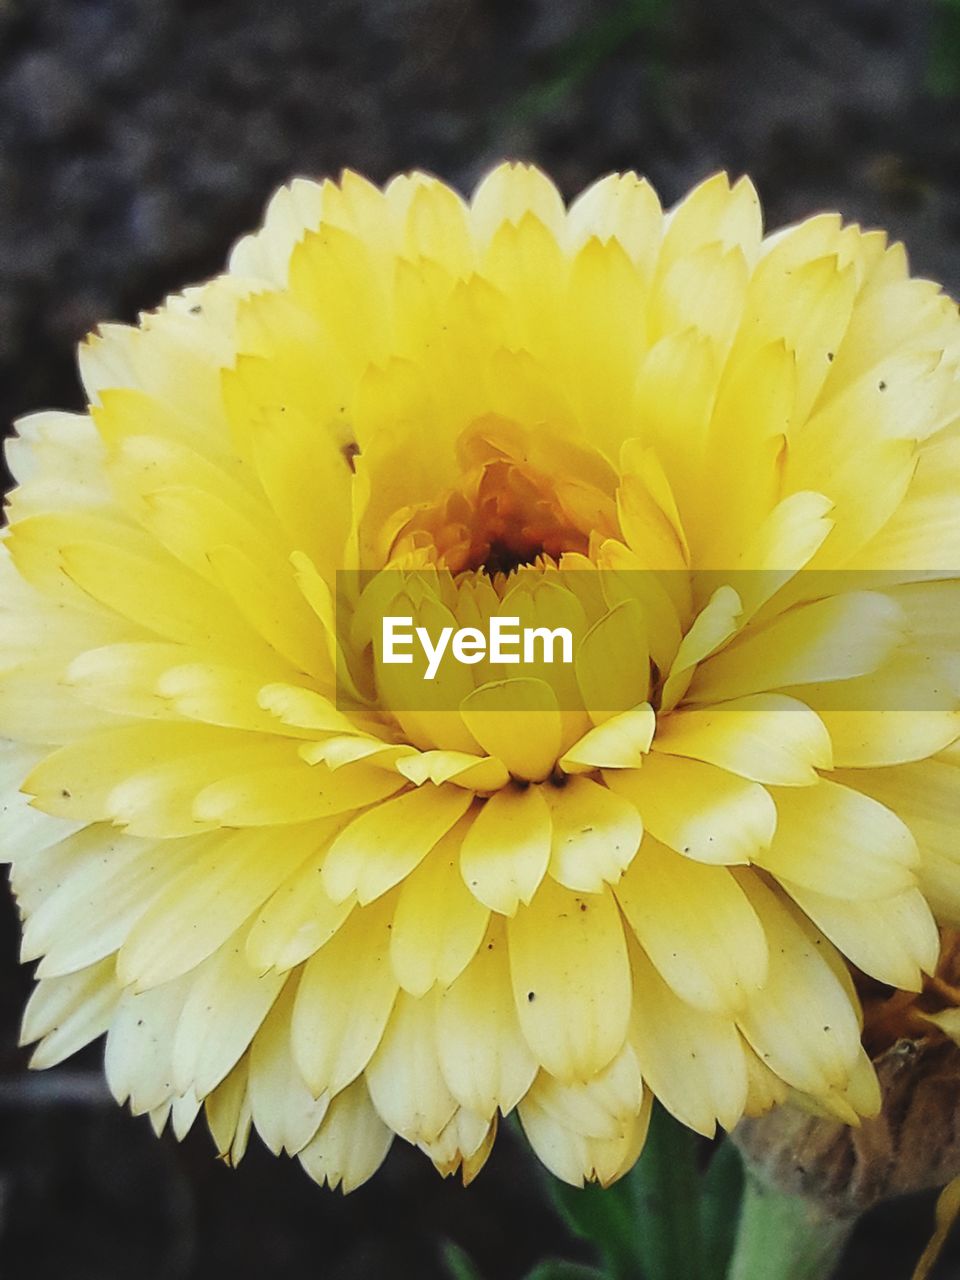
[
  {"x1": 116, "y1": 826, "x2": 320, "y2": 988},
  {"x1": 544, "y1": 775, "x2": 642, "y2": 892},
  {"x1": 606, "y1": 755, "x2": 776, "y2": 865},
  {"x1": 757, "y1": 779, "x2": 919, "y2": 899},
  {"x1": 248, "y1": 975, "x2": 330, "y2": 1156},
  {"x1": 735, "y1": 876, "x2": 862, "y2": 1096},
  {"x1": 508, "y1": 877, "x2": 631, "y2": 1081},
  {"x1": 616, "y1": 836, "x2": 767, "y2": 1014},
  {"x1": 171, "y1": 937, "x2": 285, "y2": 1097},
  {"x1": 292, "y1": 895, "x2": 398, "y2": 1096},
  {"x1": 297, "y1": 1077, "x2": 393, "y2": 1192},
  {"x1": 559, "y1": 703, "x2": 656, "y2": 772},
  {"x1": 780, "y1": 881, "x2": 938, "y2": 990},
  {"x1": 628, "y1": 939, "x2": 748, "y2": 1136},
  {"x1": 459, "y1": 679, "x2": 563, "y2": 782},
  {"x1": 436, "y1": 917, "x2": 537, "y2": 1115},
  {"x1": 459, "y1": 783, "x2": 552, "y2": 915},
  {"x1": 390, "y1": 819, "x2": 489, "y2": 996},
  {"x1": 652, "y1": 694, "x2": 832, "y2": 785},
  {"x1": 322, "y1": 783, "x2": 471, "y2": 906},
  {"x1": 366, "y1": 990, "x2": 458, "y2": 1144}
]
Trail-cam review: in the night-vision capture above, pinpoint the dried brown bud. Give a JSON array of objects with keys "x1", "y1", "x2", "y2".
[{"x1": 734, "y1": 1037, "x2": 960, "y2": 1218}]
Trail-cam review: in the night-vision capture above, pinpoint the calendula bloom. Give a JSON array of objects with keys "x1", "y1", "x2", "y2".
[{"x1": 2, "y1": 164, "x2": 960, "y2": 1192}]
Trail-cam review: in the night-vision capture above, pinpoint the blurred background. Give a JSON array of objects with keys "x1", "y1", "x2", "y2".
[{"x1": 2, "y1": 1, "x2": 960, "y2": 1276}]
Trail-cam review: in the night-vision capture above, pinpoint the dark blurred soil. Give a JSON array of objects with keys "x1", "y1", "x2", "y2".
[{"x1": 3, "y1": 1, "x2": 960, "y2": 1276}]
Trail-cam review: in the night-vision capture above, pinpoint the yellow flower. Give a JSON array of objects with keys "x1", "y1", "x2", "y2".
[{"x1": 2, "y1": 164, "x2": 959, "y2": 1191}]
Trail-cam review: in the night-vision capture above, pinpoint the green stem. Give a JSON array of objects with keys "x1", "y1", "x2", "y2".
[
  {"x1": 726, "y1": 1173, "x2": 855, "y2": 1280},
  {"x1": 629, "y1": 1103, "x2": 705, "y2": 1280}
]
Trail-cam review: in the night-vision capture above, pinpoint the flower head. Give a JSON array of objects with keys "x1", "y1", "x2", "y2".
[{"x1": 2, "y1": 164, "x2": 959, "y2": 1190}]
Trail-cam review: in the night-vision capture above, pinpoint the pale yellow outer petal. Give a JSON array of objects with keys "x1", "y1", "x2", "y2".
[
  {"x1": 616, "y1": 836, "x2": 767, "y2": 1014},
  {"x1": 194, "y1": 759, "x2": 406, "y2": 828},
  {"x1": 741, "y1": 1040, "x2": 790, "y2": 1116},
  {"x1": 244, "y1": 818, "x2": 355, "y2": 975},
  {"x1": 660, "y1": 586, "x2": 741, "y2": 713},
  {"x1": 65, "y1": 641, "x2": 198, "y2": 721},
  {"x1": 529, "y1": 1044, "x2": 644, "y2": 1140},
  {"x1": 105, "y1": 975, "x2": 191, "y2": 1112},
  {"x1": 322, "y1": 783, "x2": 471, "y2": 905},
  {"x1": 248, "y1": 975, "x2": 330, "y2": 1155},
  {"x1": 831, "y1": 756, "x2": 960, "y2": 920},
  {"x1": 690, "y1": 592, "x2": 904, "y2": 704},
  {"x1": 780, "y1": 882, "x2": 938, "y2": 990},
  {"x1": 21, "y1": 722, "x2": 271, "y2": 827},
  {"x1": 61, "y1": 535, "x2": 271, "y2": 660},
  {"x1": 5, "y1": 409, "x2": 113, "y2": 510},
  {"x1": 628, "y1": 940, "x2": 748, "y2": 1136},
  {"x1": 22, "y1": 957, "x2": 121, "y2": 1069},
  {"x1": 22, "y1": 828, "x2": 198, "y2": 978},
  {"x1": 365, "y1": 990, "x2": 458, "y2": 1143},
  {"x1": 0, "y1": 742, "x2": 80, "y2": 861},
  {"x1": 566, "y1": 171, "x2": 662, "y2": 277},
  {"x1": 661, "y1": 173, "x2": 762, "y2": 269},
  {"x1": 508, "y1": 876, "x2": 631, "y2": 1081},
  {"x1": 435, "y1": 917, "x2": 538, "y2": 1116},
  {"x1": 651, "y1": 694, "x2": 832, "y2": 785},
  {"x1": 297, "y1": 1076, "x2": 394, "y2": 1192},
  {"x1": 518, "y1": 1084, "x2": 652, "y2": 1188},
  {"x1": 0, "y1": 658, "x2": 126, "y2": 744},
  {"x1": 757, "y1": 779, "x2": 919, "y2": 900},
  {"x1": 691, "y1": 339, "x2": 793, "y2": 566},
  {"x1": 562, "y1": 238, "x2": 649, "y2": 446},
  {"x1": 735, "y1": 876, "x2": 862, "y2": 1096},
  {"x1": 390, "y1": 820, "x2": 489, "y2": 996},
  {"x1": 471, "y1": 162, "x2": 566, "y2": 244},
  {"x1": 116, "y1": 826, "x2": 319, "y2": 989},
  {"x1": 849, "y1": 435, "x2": 960, "y2": 573},
  {"x1": 731, "y1": 491, "x2": 834, "y2": 614},
  {"x1": 606, "y1": 756, "x2": 776, "y2": 865},
  {"x1": 821, "y1": 710, "x2": 960, "y2": 768},
  {"x1": 544, "y1": 775, "x2": 642, "y2": 892},
  {"x1": 559, "y1": 703, "x2": 656, "y2": 772},
  {"x1": 171, "y1": 935, "x2": 285, "y2": 1097},
  {"x1": 167, "y1": 1091, "x2": 202, "y2": 1141},
  {"x1": 418, "y1": 1108, "x2": 496, "y2": 1183},
  {"x1": 291, "y1": 894, "x2": 398, "y2": 1096},
  {"x1": 459, "y1": 783, "x2": 552, "y2": 915},
  {"x1": 228, "y1": 177, "x2": 325, "y2": 283},
  {"x1": 204, "y1": 1054, "x2": 251, "y2": 1160}
]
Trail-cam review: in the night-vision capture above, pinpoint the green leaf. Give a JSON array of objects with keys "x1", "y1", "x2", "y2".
[
  {"x1": 442, "y1": 1241, "x2": 484, "y2": 1280},
  {"x1": 930, "y1": 0, "x2": 960, "y2": 97},
  {"x1": 524, "y1": 1265, "x2": 607, "y2": 1280},
  {"x1": 700, "y1": 1139, "x2": 746, "y2": 1280},
  {"x1": 549, "y1": 1103, "x2": 706, "y2": 1280},
  {"x1": 628, "y1": 1103, "x2": 705, "y2": 1280},
  {"x1": 550, "y1": 1176, "x2": 640, "y2": 1280}
]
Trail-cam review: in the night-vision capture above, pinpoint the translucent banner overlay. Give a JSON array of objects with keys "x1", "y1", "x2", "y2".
[{"x1": 334, "y1": 569, "x2": 960, "y2": 714}]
